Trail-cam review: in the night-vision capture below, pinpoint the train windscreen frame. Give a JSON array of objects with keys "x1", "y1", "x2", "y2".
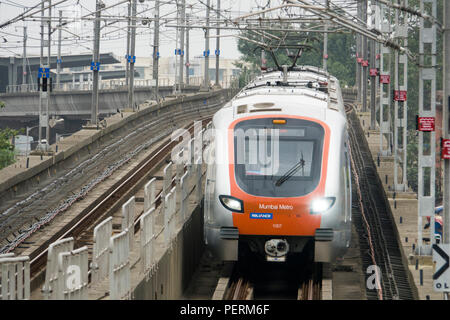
[{"x1": 234, "y1": 118, "x2": 325, "y2": 197}]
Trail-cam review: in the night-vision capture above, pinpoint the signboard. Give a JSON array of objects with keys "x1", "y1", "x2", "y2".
[
  {"x1": 394, "y1": 90, "x2": 407, "y2": 101},
  {"x1": 418, "y1": 117, "x2": 435, "y2": 132},
  {"x1": 370, "y1": 68, "x2": 378, "y2": 76},
  {"x1": 380, "y1": 75, "x2": 390, "y2": 84},
  {"x1": 442, "y1": 139, "x2": 450, "y2": 160},
  {"x1": 38, "y1": 68, "x2": 50, "y2": 79},
  {"x1": 362, "y1": 60, "x2": 369, "y2": 67},
  {"x1": 357, "y1": 57, "x2": 363, "y2": 64},
  {"x1": 433, "y1": 244, "x2": 450, "y2": 292}
]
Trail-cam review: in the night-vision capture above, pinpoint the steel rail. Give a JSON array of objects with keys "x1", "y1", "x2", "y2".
[{"x1": 346, "y1": 103, "x2": 414, "y2": 300}]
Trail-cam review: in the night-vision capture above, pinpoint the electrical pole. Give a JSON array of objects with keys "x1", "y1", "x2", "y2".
[
  {"x1": 56, "y1": 10, "x2": 62, "y2": 88},
  {"x1": 202, "y1": 0, "x2": 211, "y2": 90},
  {"x1": 37, "y1": 0, "x2": 51, "y2": 149},
  {"x1": 393, "y1": 0, "x2": 408, "y2": 192},
  {"x1": 45, "y1": 0, "x2": 51, "y2": 144},
  {"x1": 323, "y1": 0, "x2": 329, "y2": 71},
  {"x1": 174, "y1": 2, "x2": 179, "y2": 94},
  {"x1": 153, "y1": 0, "x2": 160, "y2": 101},
  {"x1": 214, "y1": 0, "x2": 220, "y2": 87},
  {"x1": 126, "y1": 2, "x2": 131, "y2": 87},
  {"x1": 362, "y1": 0, "x2": 368, "y2": 113},
  {"x1": 22, "y1": 26, "x2": 27, "y2": 88},
  {"x1": 38, "y1": 0, "x2": 44, "y2": 148},
  {"x1": 128, "y1": 0, "x2": 137, "y2": 111},
  {"x1": 91, "y1": 0, "x2": 102, "y2": 126},
  {"x1": 378, "y1": 1, "x2": 392, "y2": 157},
  {"x1": 417, "y1": 0, "x2": 437, "y2": 254},
  {"x1": 261, "y1": 9, "x2": 266, "y2": 73},
  {"x1": 370, "y1": 39, "x2": 376, "y2": 129},
  {"x1": 443, "y1": 0, "x2": 450, "y2": 248},
  {"x1": 356, "y1": 0, "x2": 362, "y2": 104},
  {"x1": 185, "y1": 10, "x2": 190, "y2": 85},
  {"x1": 179, "y1": 0, "x2": 185, "y2": 90}
]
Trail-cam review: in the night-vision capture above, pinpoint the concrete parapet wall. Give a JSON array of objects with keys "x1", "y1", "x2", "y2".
[{"x1": 0, "y1": 85, "x2": 200, "y2": 118}]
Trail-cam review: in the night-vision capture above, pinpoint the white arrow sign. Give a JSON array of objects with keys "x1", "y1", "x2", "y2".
[{"x1": 432, "y1": 244, "x2": 450, "y2": 292}]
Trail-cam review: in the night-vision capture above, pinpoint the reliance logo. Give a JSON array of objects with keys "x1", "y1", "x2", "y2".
[{"x1": 250, "y1": 213, "x2": 273, "y2": 220}]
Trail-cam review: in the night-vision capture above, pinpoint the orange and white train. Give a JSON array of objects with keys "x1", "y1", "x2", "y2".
[{"x1": 204, "y1": 66, "x2": 352, "y2": 263}]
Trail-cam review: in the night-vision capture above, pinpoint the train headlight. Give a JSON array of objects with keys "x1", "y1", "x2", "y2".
[
  {"x1": 310, "y1": 197, "x2": 336, "y2": 214},
  {"x1": 219, "y1": 195, "x2": 244, "y2": 213}
]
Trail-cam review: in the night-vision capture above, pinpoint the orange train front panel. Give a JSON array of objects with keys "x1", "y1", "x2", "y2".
[{"x1": 227, "y1": 115, "x2": 331, "y2": 236}]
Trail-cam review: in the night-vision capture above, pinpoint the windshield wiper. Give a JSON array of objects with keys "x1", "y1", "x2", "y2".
[{"x1": 275, "y1": 152, "x2": 305, "y2": 187}]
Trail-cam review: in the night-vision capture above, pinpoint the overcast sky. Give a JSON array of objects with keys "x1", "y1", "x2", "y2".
[
  {"x1": 0, "y1": 0, "x2": 256, "y2": 61},
  {"x1": 0, "y1": 1, "x2": 356, "y2": 62}
]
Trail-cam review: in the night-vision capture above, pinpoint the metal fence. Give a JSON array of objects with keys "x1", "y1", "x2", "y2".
[
  {"x1": 140, "y1": 208, "x2": 156, "y2": 275},
  {"x1": 42, "y1": 237, "x2": 74, "y2": 300},
  {"x1": 92, "y1": 217, "x2": 113, "y2": 284},
  {"x1": 0, "y1": 256, "x2": 30, "y2": 300},
  {"x1": 109, "y1": 230, "x2": 131, "y2": 300},
  {"x1": 144, "y1": 178, "x2": 157, "y2": 212},
  {"x1": 180, "y1": 172, "x2": 189, "y2": 223},
  {"x1": 122, "y1": 197, "x2": 135, "y2": 251},
  {"x1": 57, "y1": 246, "x2": 89, "y2": 300},
  {"x1": 164, "y1": 187, "x2": 177, "y2": 247},
  {"x1": 163, "y1": 162, "x2": 173, "y2": 197}
]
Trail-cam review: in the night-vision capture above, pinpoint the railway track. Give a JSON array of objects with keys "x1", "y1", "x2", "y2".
[
  {"x1": 27, "y1": 117, "x2": 212, "y2": 280},
  {"x1": 346, "y1": 103, "x2": 415, "y2": 300},
  {"x1": 222, "y1": 261, "x2": 323, "y2": 300},
  {"x1": 297, "y1": 263, "x2": 322, "y2": 300}
]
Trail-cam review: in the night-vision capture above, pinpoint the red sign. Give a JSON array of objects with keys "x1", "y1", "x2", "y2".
[
  {"x1": 370, "y1": 68, "x2": 378, "y2": 76},
  {"x1": 394, "y1": 90, "x2": 407, "y2": 101},
  {"x1": 418, "y1": 117, "x2": 435, "y2": 132},
  {"x1": 357, "y1": 57, "x2": 363, "y2": 63},
  {"x1": 442, "y1": 139, "x2": 450, "y2": 159},
  {"x1": 323, "y1": 54, "x2": 328, "y2": 59},
  {"x1": 380, "y1": 75, "x2": 390, "y2": 84},
  {"x1": 362, "y1": 60, "x2": 369, "y2": 67},
  {"x1": 376, "y1": 54, "x2": 380, "y2": 60}
]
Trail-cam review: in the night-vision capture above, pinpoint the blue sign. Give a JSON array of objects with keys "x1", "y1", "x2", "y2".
[
  {"x1": 90, "y1": 62, "x2": 101, "y2": 71},
  {"x1": 215, "y1": 49, "x2": 220, "y2": 56},
  {"x1": 127, "y1": 55, "x2": 136, "y2": 63},
  {"x1": 250, "y1": 213, "x2": 273, "y2": 220},
  {"x1": 174, "y1": 49, "x2": 184, "y2": 56},
  {"x1": 38, "y1": 67, "x2": 50, "y2": 79},
  {"x1": 203, "y1": 49, "x2": 210, "y2": 57}
]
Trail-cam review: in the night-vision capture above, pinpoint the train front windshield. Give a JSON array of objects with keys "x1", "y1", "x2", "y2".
[{"x1": 234, "y1": 118, "x2": 324, "y2": 197}]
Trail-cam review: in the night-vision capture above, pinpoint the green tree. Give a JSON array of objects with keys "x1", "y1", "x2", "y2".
[
  {"x1": 0, "y1": 128, "x2": 19, "y2": 169},
  {"x1": 235, "y1": 28, "x2": 356, "y2": 87}
]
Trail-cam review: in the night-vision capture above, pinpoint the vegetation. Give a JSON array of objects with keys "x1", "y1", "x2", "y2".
[
  {"x1": 235, "y1": 30, "x2": 356, "y2": 88},
  {"x1": 0, "y1": 128, "x2": 19, "y2": 169}
]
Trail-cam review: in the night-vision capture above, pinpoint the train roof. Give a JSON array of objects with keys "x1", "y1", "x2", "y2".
[{"x1": 225, "y1": 66, "x2": 345, "y2": 119}]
